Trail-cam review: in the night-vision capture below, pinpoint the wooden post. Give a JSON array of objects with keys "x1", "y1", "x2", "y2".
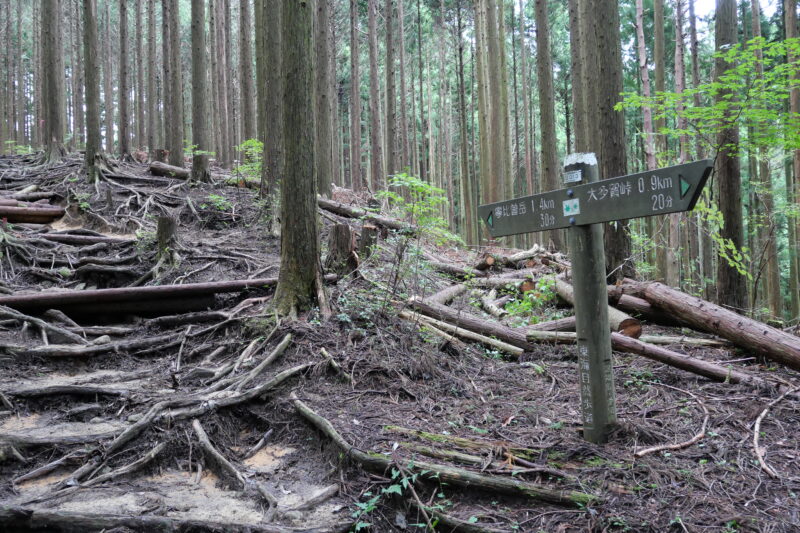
[{"x1": 564, "y1": 153, "x2": 616, "y2": 443}]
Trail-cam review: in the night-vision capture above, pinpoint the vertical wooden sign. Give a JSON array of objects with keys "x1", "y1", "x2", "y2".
[{"x1": 563, "y1": 153, "x2": 617, "y2": 443}]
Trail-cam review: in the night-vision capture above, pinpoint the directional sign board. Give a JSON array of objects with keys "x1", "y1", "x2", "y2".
[{"x1": 478, "y1": 159, "x2": 713, "y2": 238}]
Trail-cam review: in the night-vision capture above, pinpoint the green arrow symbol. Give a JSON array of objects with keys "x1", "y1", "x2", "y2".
[
  {"x1": 680, "y1": 175, "x2": 691, "y2": 198},
  {"x1": 487, "y1": 213, "x2": 493, "y2": 228}
]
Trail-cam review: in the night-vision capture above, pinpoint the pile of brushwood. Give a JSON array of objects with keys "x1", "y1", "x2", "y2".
[{"x1": 0, "y1": 152, "x2": 799, "y2": 532}]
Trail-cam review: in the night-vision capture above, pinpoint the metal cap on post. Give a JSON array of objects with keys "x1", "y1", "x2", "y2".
[{"x1": 564, "y1": 153, "x2": 617, "y2": 443}]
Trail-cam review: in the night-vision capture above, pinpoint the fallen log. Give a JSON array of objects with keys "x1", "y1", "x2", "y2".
[
  {"x1": 555, "y1": 279, "x2": 641, "y2": 338},
  {"x1": 317, "y1": 197, "x2": 414, "y2": 233},
  {"x1": 630, "y1": 282, "x2": 800, "y2": 371},
  {"x1": 148, "y1": 160, "x2": 189, "y2": 179},
  {"x1": 473, "y1": 253, "x2": 497, "y2": 271},
  {"x1": 0, "y1": 205, "x2": 64, "y2": 224},
  {"x1": 401, "y1": 310, "x2": 524, "y2": 356},
  {"x1": 609, "y1": 333, "x2": 774, "y2": 390},
  {"x1": 426, "y1": 283, "x2": 467, "y2": 305},
  {"x1": 33, "y1": 233, "x2": 135, "y2": 246},
  {"x1": 0, "y1": 278, "x2": 280, "y2": 313},
  {"x1": 291, "y1": 393, "x2": 597, "y2": 506},
  {"x1": 427, "y1": 260, "x2": 488, "y2": 279},
  {"x1": 527, "y1": 316, "x2": 576, "y2": 332},
  {"x1": 408, "y1": 297, "x2": 535, "y2": 351},
  {"x1": 611, "y1": 291, "x2": 687, "y2": 328}
]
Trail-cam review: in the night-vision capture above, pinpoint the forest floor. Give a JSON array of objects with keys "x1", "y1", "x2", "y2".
[{"x1": 0, "y1": 153, "x2": 799, "y2": 533}]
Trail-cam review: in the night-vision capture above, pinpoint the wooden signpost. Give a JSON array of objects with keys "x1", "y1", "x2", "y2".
[{"x1": 478, "y1": 154, "x2": 712, "y2": 443}]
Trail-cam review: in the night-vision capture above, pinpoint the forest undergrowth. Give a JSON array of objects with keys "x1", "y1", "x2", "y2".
[{"x1": 0, "y1": 154, "x2": 798, "y2": 532}]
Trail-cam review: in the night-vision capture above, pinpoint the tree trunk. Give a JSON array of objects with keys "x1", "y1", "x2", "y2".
[
  {"x1": 324, "y1": 224, "x2": 359, "y2": 277},
  {"x1": 83, "y1": 0, "x2": 101, "y2": 182},
  {"x1": 384, "y1": 0, "x2": 396, "y2": 179},
  {"x1": 715, "y1": 0, "x2": 747, "y2": 312},
  {"x1": 41, "y1": 0, "x2": 66, "y2": 164},
  {"x1": 367, "y1": 0, "x2": 384, "y2": 191},
  {"x1": 534, "y1": 0, "x2": 562, "y2": 251},
  {"x1": 240, "y1": 0, "x2": 256, "y2": 141},
  {"x1": 783, "y1": 0, "x2": 800, "y2": 319},
  {"x1": 161, "y1": 0, "x2": 172, "y2": 156},
  {"x1": 191, "y1": 0, "x2": 210, "y2": 182},
  {"x1": 167, "y1": 0, "x2": 184, "y2": 167},
  {"x1": 262, "y1": 0, "x2": 283, "y2": 197},
  {"x1": 349, "y1": 0, "x2": 362, "y2": 191},
  {"x1": 456, "y1": 1, "x2": 474, "y2": 245},
  {"x1": 397, "y1": 0, "x2": 410, "y2": 172},
  {"x1": 630, "y1": 282, "x2": 800, "y2": 371},
  {"x1": 667, "y1": 0, "x2": 687, "y2": 289},
  {"x1": 274, "y1": 0, "x2": 324, "y2": 316},
  {"x1": 135, "y1": 0, "x2": 145, "y2": 149},
  {"x1": 119, "y1": 0, "x2": 130, "y2": 157},
  {"x1": 519, "y1": 0, "x2": 533, "y2": 198},
  {"x1": 315, "y1": 0, "x2": 334, "y2": 196},
  {"x1": 72, "y1": 0, "x2": 85, "y2": 148},
  {"x1": 568, "y1": 0, "x2": 586, "y2": 152},
  {"x1": 147, "y1": 0, "x2": 157, "y2": 157}
]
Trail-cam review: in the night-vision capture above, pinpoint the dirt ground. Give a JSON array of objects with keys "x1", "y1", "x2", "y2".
[{"x1": 1, "y1": 154, "x2": 799, "y2": 532}]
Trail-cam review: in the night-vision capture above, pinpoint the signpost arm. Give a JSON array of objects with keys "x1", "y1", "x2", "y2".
[{"x1": 564, "y1": 154, "x2": 617, "y2": 443}]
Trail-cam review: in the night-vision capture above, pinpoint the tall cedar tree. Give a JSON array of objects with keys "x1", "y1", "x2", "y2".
[
  {"x1": 84, "y1": 0, "x2": 102, "y2": 181},
  {"x1": 167, "y1": 0, "x2": 184, "y2": 167},
  {"x1": 315, "y1": 0, "x2": 333, "y2": 196},
  {"x1": 191, "y1": 0, "x2": 210, "y2": 182},
  {"x1": 274, "y1": 0, "x2": 326, "y2": 316},
  {"x1": 119, "y1": 0, "x2": 130, "y2": 157},
  {"x1": 41, "y1": 0, "x2": 66, "y2": 164},
  {"x1": 534, "y1": 0, "x2": 562, "y2": 251},
  {"x1": 240, "y1": 0, "x2": 256, "y2": 142},
  {"x1": 715, "y1": 0, "x2": 748, "y2": 311},
  {"x1": 786, "y1": 0, "x2": 800, "y2": 319},
  {"x1": 367, "y1": 0, "x2": 384, "y2": 190},
  {"x1": 349, "y1": 0, "x2": 362, "y2": 190}
]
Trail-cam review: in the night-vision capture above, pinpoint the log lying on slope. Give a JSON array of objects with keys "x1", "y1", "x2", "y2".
[
  {"x1": 317, "y1": 197, "x2": 414, "y2": 233},
  {"x1": 555, "y1": 279, "x2": 641, "y2": 338},
  {"x1": 148, "y1": 160, "x2": 189, "y2": 179},
  {"x1": 0, "y1": 205, "x2": 65, "y2": 224},
  {"x1": 628, "y1": 281, "x2": 800, "y2": 371},
  {"x1": 408, "y1": 298, "x2": 777, "y2": 391},
  {"x1": 0, "y1": 278, "x2": 280, "y2": 313}
]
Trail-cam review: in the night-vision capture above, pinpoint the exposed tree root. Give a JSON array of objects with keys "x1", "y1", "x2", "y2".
[{"x1": 290, "y1": 393, "x2": 597, "y2": 506}]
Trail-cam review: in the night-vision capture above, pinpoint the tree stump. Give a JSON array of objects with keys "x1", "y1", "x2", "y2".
[
  {"x1": 156, "y1": 215, "x2": 178, "y2": 264},
  {"x1": 154, "y1": 149, "x2": 168, "y2": 163},
  {"x1": 358, "y1": 224, "x2": 379, "y2": 260},
  {"x1": 324, "y1": 224, "x2": 359, "y2": 276}
]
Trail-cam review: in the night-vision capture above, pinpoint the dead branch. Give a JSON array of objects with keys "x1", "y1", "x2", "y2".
[{"x1": 752, "y1": 386, "x2": 800, "y2": 479}]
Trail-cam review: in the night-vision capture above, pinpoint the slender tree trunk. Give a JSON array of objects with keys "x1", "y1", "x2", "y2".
[
  {"x1": 73, "y1": 1, "x2": 85, "y2": 147},
  {"x1": 456, "y1": 0, "x2": 474, "y2": 244},
  {"x1": 398, "y1": 0, "x2": 410, "y2": 171},
  {"x1": 84, "y1": 0, "x2": 101, "y2": 182},
  {"x1": 519, "y1": 0, "x2": 533, "y2": 197},
  {"x1": 384, "y1": 0, "x2": 396, "y2": 178},
  {"x1": 33, "y1": 1, "x2": 42, "y2": 148},
  {"x1": 274, "y1": 0, "x2": 323, "y2": 316},
  {"x1": 136, "y1": 0, "x2": 145, "y2": 149},
  {"x1": 147, "y1": 0, "x2": 157, "y2": 157},
  {"x1": 262, "y1": 0, "x2": 283, "y2": 197},
  {"x1": 223, "y1": 1, "x2": 237, "y2": 155},
  {"x1": 41, "y1": 0, "x2": 66, "y2": 163},
  {"x1": 119, "y1": 0, "x2": 130, "y2": 157},
  {"x1": 654, "y1": 0, "x2": 669, "y2": 280},
  {"x1": 315, "y1": 0, "x2": 334, "y2": 196},
  {"x1": 786, "y1": 0, "x2": 800, "y2": 320},
  {"x1": 191, "y1": 0, "x2": 210, "y2": 182},
  {"x1": 240, "y1": 0, "x2": 256, "y2": 141},
  {"x1": 349, "y1": 0, "x2": 362, "y2": 191},
  {"x1": 103, "y1": 3, "x2": 114, "y2": 153},
  {"x1": 162, "y1": 0, "x2": 172, "y2": 156},
  {"x1": 16, "y1": 0, "x2": 26, "y2": 146},
  {"x1": 475, "y1": 0, "x2": 490, "y2": 205},
  {"x1": 635, "y1": 0, "x2": 656, "y2": 171},
  {"x1": 416, "y1": 0, "x2": 426, "y2": 181},
  {"x1": 368, "y1": 0, "x2": 384, "y2": 190},
  {"x1": 534, "y1": 0, "x2": 562, "y2": 251},
  {"x1": 715, "y1": 0, "x2": 748, "y2": 311},
  {"x1": 167, "y1": 0, "x2": 184, "y2": 167},
  {"x1": 667, "y1": 0, "x2": 686, "y2": 288}
]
